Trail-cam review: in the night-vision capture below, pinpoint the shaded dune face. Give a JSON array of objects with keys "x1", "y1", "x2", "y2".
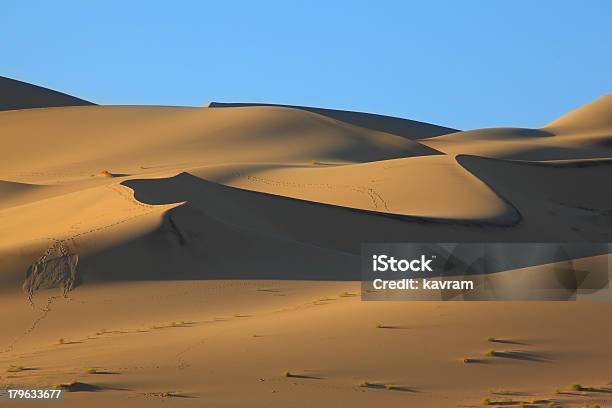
[
  {"x1": 0, "y1": 105, "x2": 442, "y2": 184},
  {"x1": 0, "y1": 88, "x2": 611, "y2": 295},
  {"x1": 419, "y1": 94, "x2": 612, "y2": 160},
  {"x1": 0, "y1": 76, "x2": 94, "y2": 111},
  {"x1": 1, "y1": 80, "x2": 612, "y2": 408},
  {"x1": 207, "y1": 101, "x2": 459, "y2": 139}
]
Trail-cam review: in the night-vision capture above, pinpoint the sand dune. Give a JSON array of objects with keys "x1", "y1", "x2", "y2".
[
  {"x1": 0, "y1": 105, "x2": 440, "y2": 184},
  {"x1": 545, "y1": 94, "x2": 612, "y2": 135},
  {"x1": 420, "y1": 94, "x2": 612, "y2": 160},
  {"x1": 0, "y1": 180, "x2": 54, "y2": 210},
  {"x1": 187, "y1": 155, "x2": 516, "y2": 222},
  {"x1": 1, "y1": 80, "x2": 611, "y2": 407},
  {"x1": 208, "y1": 101, "x2": 459, "y2": 139},
  {"x1": 0, "y1": 76, "x2": 93, "y2": 111}
]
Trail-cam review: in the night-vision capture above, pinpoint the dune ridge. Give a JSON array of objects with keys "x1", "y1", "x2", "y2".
[
  {"x1": 1, "y1": 78, "x2": 611, "y2": 407},
  {"x1": 1, "y1": 93, "x2": 611, "y2": 291},
  {"x1": 0, "y1": 76, "x2": 94, "y2": 111},
  {"x1": 207, "y1": 101, "x2": 459, "y2": 139}
]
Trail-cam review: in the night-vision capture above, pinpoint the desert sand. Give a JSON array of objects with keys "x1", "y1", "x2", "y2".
[{"x1": 0, "y1": 77, "x2": 611, "y2": 407}]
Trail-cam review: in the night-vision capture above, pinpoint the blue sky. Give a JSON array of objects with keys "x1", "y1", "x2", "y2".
[{"x1": 2, "y1": 1, "x2": 611, "y2": 130}]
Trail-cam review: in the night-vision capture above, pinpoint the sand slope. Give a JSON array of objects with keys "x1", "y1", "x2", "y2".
[
  {"x1": 1, "y1": 81, "x2": 611, "y2": 407},
  {"x1": 0, "y1": 105, "x2": 440, "y2": 184},
  {"x1": 545, "y1": 94, "x2": 612, "y2": 135},
  {"x1": 0, "y1": 76, "x2": 93, "y2": 111},
  {"x1": 187, "y1": 155, "x2": 516, "y2": 222},
  {"x1": 208, "y1": 101, "x2": 459, "y2": 139},
  {"x1": 420, "y1": 94, "x2": 612, "y2": 160}
]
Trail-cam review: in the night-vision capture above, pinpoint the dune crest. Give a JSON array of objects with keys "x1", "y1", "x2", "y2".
[
  {"x1": 419, "y1": 95, "x2": 612, "y2": 160},
  {"x1": 0, "y1": 76, "x2": 94, "y2": 111},
  {"x1": 545, "y1": 94, "x2": 612, "y2": 134},
  {"x1": 1, "y1": 90, "x2": 611, "y2": 408},
  {"x1": 208, "y1": 101, "x2": 459, "y2": 139}
]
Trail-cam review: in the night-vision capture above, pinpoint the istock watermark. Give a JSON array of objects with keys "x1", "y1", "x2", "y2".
[
  {"x1": 372, "y1": 254, "x2": 434, "y2": 272},
  {"x1": 361, "y1": 243, "x2": 611, "y2": 301}
]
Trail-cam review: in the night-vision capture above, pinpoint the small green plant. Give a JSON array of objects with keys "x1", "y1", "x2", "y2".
[
  {"x1": 86, "y1": 368, "x2": 97, "y2": 374},
  {"x1": 486, "y1": 349, "x2": 496, "y2": 357},
  {"x1": 482, "y1": 397, "x2": 491, "y2": 405},
  {"x1": 487, "y1": 336, "x2": 496, "y2": 342},
  {"x1": 571, "y1": 383, "x2": 582, "y2": 391},
  {"x1": 360, "y1": 380, "x2": 370, "y2": 387}
]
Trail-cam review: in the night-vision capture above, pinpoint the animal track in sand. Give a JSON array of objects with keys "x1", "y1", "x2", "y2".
[{"x1": 234, "y1": 171, "x2": 391, "y2": 212}]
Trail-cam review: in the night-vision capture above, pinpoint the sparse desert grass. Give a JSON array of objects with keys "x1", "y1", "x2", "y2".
[
  {"x1": 55, "y1": 381, "x2": 77, "y2": 390},
  {"x1": 58, "y1": 338, "x2": 65, "y2": 345},
  {"x1": 55, "y1": 380, "x2": 85, "y2": 392},
  {"x1": 99, "y1": 170, "x2": 113, "y2": 177},
  {"x1": 55, "y1": 381, "x2": 99, "y2": 392},
  {"x1": 385, "y1": 384, "x2": 398, "y2": 390},
  {"x1": 486, "y1": 349, "x2": 497, "y2": 357},
  {"x1": 482, "y1": 397, "x2": 512, "y2": 405},
  {"x1": 6, "y1": 365, "x2": 25, "y2": 373},
  {"x1": 571, "y1": 383, "x2": 582, "y2": 391},
  {"x1": 150, "y1": 321, "x2": 187, "y2": 329},
  {"x1": 487, "y1": 336, "x2": 496, "y2": 342},
  {"x1": 359, "y1": 380, "x2": 370, "y2": 387},
  {"x1": 284, "y1": 371, "x2": 293, "y2": 378},
  {"x1": 150, "y1": 323, "x2": 165, "y2": 329},
  {"x1": 86, "y1": 368, "x2": 97, "y2": 374}
]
